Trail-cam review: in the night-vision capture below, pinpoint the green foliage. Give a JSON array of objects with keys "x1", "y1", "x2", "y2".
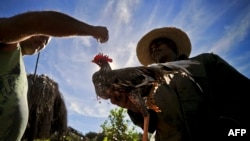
[
  {"x1": 85, "y1": 131, "x2": 104, "y2": 141},
  {"x1": 100, "y1": 108, "x2": 141, "y2": 141},
  {"x1": 85, "y1": 132, "x2": 99, "y2": 140}
]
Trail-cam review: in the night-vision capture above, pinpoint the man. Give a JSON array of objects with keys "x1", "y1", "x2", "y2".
[
  {"x1": 0, "y1": 10, "x2": 108, "y2": 140},
  {"x1": 111, "y1": 27, "x2": 249, "y2": 141}
]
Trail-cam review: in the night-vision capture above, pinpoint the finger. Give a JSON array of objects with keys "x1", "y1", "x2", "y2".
[
  {"x1": 105, "y1": 34, "x2": 109, "y2": 42},
  {"x1": 99, "y1": 36, "x2": 108, "y2": 43}
]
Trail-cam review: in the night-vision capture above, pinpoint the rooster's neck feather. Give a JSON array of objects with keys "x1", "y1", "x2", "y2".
[{"x1": 100, "y1": 62, "x2": 112, "y2": 72}]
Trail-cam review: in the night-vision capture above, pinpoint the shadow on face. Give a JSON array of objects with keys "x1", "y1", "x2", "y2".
[{"x1": 149, "y1": 38, "x2": 178, "y2": 63}]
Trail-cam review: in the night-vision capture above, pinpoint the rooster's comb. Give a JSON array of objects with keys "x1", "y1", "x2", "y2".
[{"x1": 93, "y1": 53, "x2": 113, "y2": 63}]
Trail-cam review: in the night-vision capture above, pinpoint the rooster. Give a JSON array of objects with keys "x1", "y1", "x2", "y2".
[{"x1": 92, "y1": 53, "x2": 200, "y2": 141}]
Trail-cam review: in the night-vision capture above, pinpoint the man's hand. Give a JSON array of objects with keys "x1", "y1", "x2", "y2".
[{"x1": 93, "y1": 26, "x2": 109, "y2": 43}]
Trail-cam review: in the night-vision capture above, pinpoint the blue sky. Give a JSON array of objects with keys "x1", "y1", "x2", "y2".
[{"x1": 1, "y1": 0, "x2": 250, "y2": 135}]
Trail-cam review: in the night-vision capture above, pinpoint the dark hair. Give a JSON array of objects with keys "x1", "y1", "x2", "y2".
[{"x1": 149, "y1": 37, "x2": 178, "y2": 54}]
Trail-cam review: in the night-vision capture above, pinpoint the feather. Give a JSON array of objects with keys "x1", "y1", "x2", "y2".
[
  {"x1": 148, "y1": 60, "x2": 200, "y2": 75},
  {"x1": 148, "y1": 60, "x2": 203, "y2": 92}
]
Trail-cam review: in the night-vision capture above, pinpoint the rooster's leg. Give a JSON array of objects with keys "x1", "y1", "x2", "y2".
[
  {"x1": 146, "y1": 82, "x2": 161, "y2": 112},
  {"x1": 128, "y1": 93, "x2": 149, "y2": 141},
  {"x1": 143, "y1": 115, "x2": 149, "y2": 141}
]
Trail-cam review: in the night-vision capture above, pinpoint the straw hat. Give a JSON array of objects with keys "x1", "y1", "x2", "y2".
[{"x1": 136, "y1": 27, "x2": 192, "y2": 66}]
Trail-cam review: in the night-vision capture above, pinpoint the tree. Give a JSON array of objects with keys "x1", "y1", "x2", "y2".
[
  {"x1": 85, "y1": 131, "x2": 104, "y2": 141},
  {"x1": 85, "y1": 132, "x2": 98, "y2": 140},
  {"x1": 22, "y1": 74, "x2": 68, "y2": 141},
  {"x1": 100, "y1": 108, "x2": 142, "y2": 141}
]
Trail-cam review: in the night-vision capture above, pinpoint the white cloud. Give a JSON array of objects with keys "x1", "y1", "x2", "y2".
[
  {"x1": 67, "y1": 95, "x2": 116, "y2": 118},
  {"x1": 209, "y1": 7, "x2": 250, "y2": 55},
  {"x1": 116, "y1": 2, "x2": 131, "y2": 24}
]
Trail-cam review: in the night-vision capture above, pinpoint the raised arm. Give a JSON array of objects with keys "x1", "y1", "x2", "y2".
[{"x1": 0, "y1": 11, "x2": 108, "y2": 43}]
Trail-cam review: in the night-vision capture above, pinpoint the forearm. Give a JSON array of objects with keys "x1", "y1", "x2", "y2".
[{"x1": 0, "y1": 11, "x2": 98, "y2": 43}]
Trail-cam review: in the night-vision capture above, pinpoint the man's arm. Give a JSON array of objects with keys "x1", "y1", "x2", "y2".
[{"x1": 0, "y1": 11, "x2": 108, "y2": 43}]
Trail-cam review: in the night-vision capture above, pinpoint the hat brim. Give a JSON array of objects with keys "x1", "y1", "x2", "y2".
[{"x1": 136, "y1": 27, "x2": 191, "y2": 66}]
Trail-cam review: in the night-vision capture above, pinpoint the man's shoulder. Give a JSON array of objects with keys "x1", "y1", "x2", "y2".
[
  {"x1": 190, "y1": 53, "x2": 217, "y2": 60},
  {"x1": 189, "y1": 53, "x2": 222, "y2": 65}
]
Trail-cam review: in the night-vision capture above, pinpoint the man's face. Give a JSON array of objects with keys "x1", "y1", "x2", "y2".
[
  {"x1": 20, "y1": 35, "x2": 50, "y2": 55},
  {"x1": 150, "y1": 41, "x2": 178, "y2": 63}
]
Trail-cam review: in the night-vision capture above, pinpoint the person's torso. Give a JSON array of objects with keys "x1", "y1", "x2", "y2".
[{"x1": 0, "y1": 45, "x2": 28, "y2": 111}]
